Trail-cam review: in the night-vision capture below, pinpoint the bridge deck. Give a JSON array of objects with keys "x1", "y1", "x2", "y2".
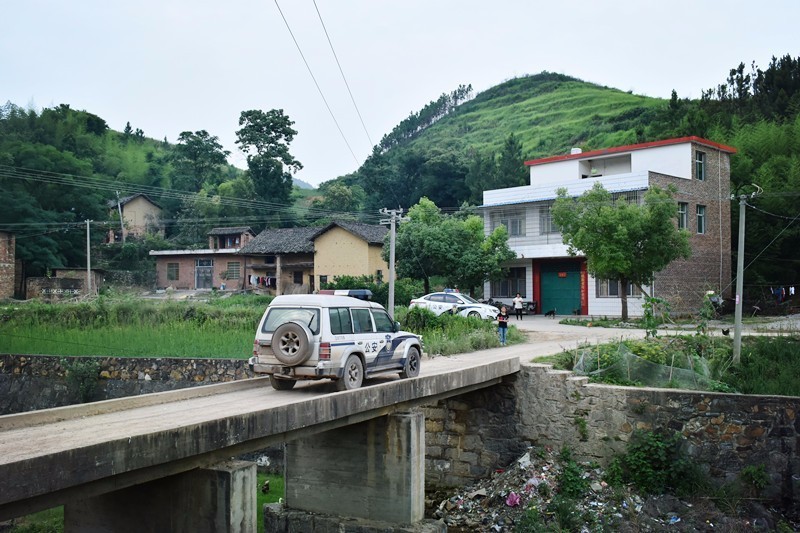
[{"x1": 0, "y1": 351, "x2": 520, "y2": 520}]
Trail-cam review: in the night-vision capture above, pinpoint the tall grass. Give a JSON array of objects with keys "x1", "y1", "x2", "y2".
[
  {"x1": 730, "y1": 337, "x2": 800, "y2": 396},
  {"x1": 1, "y1": 296, "x2": 516, "y2": 359}
]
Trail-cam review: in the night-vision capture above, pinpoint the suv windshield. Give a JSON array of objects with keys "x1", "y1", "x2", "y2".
[{"x1": 261, "y1": 308, "x2": 320, "y2": 335}]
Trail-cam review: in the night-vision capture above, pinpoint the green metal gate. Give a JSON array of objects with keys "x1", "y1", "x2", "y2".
[{"x1": 540, "y1": 261, "x2": 581, "y2": 315}]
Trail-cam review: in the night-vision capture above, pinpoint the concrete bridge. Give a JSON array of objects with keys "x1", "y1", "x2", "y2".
[{"x1": 0, "y1": 349, "x2": 525, "y2": 531}]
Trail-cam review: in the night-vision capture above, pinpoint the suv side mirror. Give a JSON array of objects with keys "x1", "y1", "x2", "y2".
[{"x1": 395, "y1": 321, "x2": 401, "y2": 332}]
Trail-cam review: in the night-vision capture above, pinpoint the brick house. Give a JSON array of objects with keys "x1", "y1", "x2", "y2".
[
  {"x1": 237, "y1": 227, "x2": 318, "y2": 295},
  {"x1": 310, "y1": 221, "x2": 389, "y2": 290},
  {"x1": 149, "y1": 227, "x2": 255, "y2": 290},
  {"x1": 0, "y1": 231, "x2": 14, "y2": 299},
  {"x1": 106, "y1": 193, "x2": 164, "y2": 243},
  {"x1": 481, "y1": 136, "x2": 736, "y2": 317}
]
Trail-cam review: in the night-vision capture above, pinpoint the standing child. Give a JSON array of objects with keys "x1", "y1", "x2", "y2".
[{"x1": 497, "y1": 306, "x2": 510, "y2": 346}]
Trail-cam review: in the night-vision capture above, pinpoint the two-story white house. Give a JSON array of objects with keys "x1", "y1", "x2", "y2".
[{"x1": 481, "y1": 136, "x2": 736, "y2": 317}]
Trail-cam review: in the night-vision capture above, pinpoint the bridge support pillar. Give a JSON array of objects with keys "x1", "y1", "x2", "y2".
[
  {"x1": 64, "y1": 460, "x2": 256, "y2": 533},
  {"x1": 285, "y1": 410, "x2": 424, "y2": 523}
]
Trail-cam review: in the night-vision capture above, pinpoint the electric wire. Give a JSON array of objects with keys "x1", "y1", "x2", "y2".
[
  {"x1": 273, "y1": 0, "x2": 360, "y2": 165},
  {"x1": 312, "y1": 0, "x2": 373, "y2": 148}
]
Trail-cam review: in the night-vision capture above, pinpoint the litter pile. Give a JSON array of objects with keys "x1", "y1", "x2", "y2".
[{"x1": 426, "y1": 446, "x2": 794, "y2": 532}]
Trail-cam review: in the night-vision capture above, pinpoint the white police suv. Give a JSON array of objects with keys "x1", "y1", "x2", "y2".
[{"x1": 250, "y1": 294, "x2": 423, "y2": 391}]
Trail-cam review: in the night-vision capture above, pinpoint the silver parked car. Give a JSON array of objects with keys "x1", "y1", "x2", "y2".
[
  {"x1": 250, "y1": 294, "x2": 423, "y2": 391},
  {"x1": 408, "y1": 292, "x2": 500, "y2": 320}
]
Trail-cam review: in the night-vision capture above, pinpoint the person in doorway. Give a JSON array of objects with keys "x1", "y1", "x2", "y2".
[
  {"x1": 497, "y1": 306, "x2": 510, "y2": 346},
  {"x1": 513, "y1": 293, "x2": 524, "y2": 320}
]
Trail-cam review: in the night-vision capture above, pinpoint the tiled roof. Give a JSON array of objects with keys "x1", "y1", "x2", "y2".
[
  {"x1": 238, "y1": 227, "x2": 317, "y2": 254},
  {"x1": 207, "y1": 227, "x2": 254, "y2": 236},
  {"x1": 309, "y1": 221, "x2": 388, "y2": 244},
  {"x1": 106, "y1": 193, "x2": 161, "y2": 209}
]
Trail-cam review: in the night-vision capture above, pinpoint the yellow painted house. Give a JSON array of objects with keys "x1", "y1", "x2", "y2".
[
  {"x1": 106, "y1": 193, "x2": 164, "y2": 243},
  {"x1": 310, "y1": 221, "x2": 389, "y2": 289}
]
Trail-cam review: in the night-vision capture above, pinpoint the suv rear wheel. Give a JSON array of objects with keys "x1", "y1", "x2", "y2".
[
  {"x1": 272, "y1": 321, "x2": 313, "y2": 365},
  {"x1": 269, "y1": 375, "x2": 297, "y2": 390},
  {"x1": 336, "y1": 354, "x2": 364, "y2": 391}
]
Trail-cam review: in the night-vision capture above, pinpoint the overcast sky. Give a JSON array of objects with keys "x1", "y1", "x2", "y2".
[{"x1": 2, "y1": 1, "x2": 797, "y2": 187}]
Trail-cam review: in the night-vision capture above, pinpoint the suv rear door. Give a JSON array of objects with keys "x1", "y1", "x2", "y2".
[{"x1": 351, "y1": 308, "x2": 385, "y2": 368}]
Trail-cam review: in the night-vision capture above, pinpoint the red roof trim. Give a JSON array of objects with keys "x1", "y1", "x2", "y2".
[{"x1": 524, "y1": 136, "x2": 737, "y2": 167}]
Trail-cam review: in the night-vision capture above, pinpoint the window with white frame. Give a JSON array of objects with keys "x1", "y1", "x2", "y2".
[
  {"x1": 677, "y1": 202, "x2": 688, "y2": 229},
  {"x1": 596, "y1": 279, "x2": 642, "y2": 298},
  {"x1": 539, "y1": 203, "x2": 559, "y2": 234},
  {"x1": 492, "y1": 267, "x2": 526, "y2": 298},
  {"x1": 492, "y1": 210, "x2": 526, "y2": 237},
  {"x1": 612, "y1": 190, "x2": 642, "y2": 205},
  {"x1": 697, "y1": 205, "x2": 706, "y2": 234},
  {"x1": 695, "y1": 151, "x2": 706, "y2": 181}
]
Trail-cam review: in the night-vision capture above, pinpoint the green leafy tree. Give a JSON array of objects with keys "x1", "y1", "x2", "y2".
[
  {"x1": 172, "y1": 130, "x2": 230, "y2": 192},
  {"x1": 389, "y1": 197, "x2": 515, "y2": 295},
  {"x1": 552, "y1": 183, "x2": 690, "y2": 320},
  {"x1": 235, "y1": 109, "x2": 302, "y2": 206}
]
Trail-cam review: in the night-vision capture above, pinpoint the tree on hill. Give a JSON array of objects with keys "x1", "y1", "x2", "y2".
[
  {"x1": 172, "y1": 130, "x2": 230, "y2": 192},
  {"x1": 236, "y1": 109, "x2": 302, "y2": 208},
  {"x1": 551, "y1": 183, "x2": 690, "y2": 321},
  {"x1": 389, "y1": 197, "x2": 515, "y2": 295}
]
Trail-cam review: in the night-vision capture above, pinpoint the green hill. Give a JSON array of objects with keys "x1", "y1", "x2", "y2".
[
  {"x1": 409, "y1": 73, "x2": 663, "y2": 159},
  {"x1": 347, "y1": 72, "x2": 669, "y2": 212}
]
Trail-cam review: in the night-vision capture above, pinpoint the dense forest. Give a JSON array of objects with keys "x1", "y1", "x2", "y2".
[{"x1": 1, "y1": 54, "x2": 799, "y2": 295}]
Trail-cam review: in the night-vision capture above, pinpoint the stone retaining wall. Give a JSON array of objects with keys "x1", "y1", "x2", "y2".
[
  {"x1": 425, "y1": 361, "x2": 799, "y2": 510},
  {"x1": 0, "y1": 354, "x2": 253, "y2": 415}
]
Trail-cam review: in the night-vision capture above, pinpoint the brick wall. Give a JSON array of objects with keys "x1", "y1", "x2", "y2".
[{"x1": 650, "y1": 142, "x2": 733, "y2": 314}]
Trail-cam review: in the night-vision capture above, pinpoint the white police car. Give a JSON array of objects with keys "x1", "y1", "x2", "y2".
[{"x1": 408, "y1": 291, "x2": 500, "y2": 320}]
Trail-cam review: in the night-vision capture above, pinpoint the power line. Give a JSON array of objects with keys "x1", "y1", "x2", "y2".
[
  {"x1": 312, "y1": 0, "x2": 374, "y2": 148},
  {"x1": 0, "y1": 164, "x2": 383, "y2": 225},
  {"x1": 273, "y1": 0, "x2": 360, "y2": 165}
]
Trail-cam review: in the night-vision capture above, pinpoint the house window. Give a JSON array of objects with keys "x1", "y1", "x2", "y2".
[
  {"x1": 226, "y1": 262, "x2": 241, "y2": 280},
  {"x1": 539, "y1": 203, "x2": 558, "y2": 235},
  {"x1": 695, "y1": 151, "x2": 706, "y2": 181},
  {"x1": 493, "y1": 211, "x2": 526, "y2": 237},
  {"x1": 319, "y1": 275, "x2": 328, "y2": 286},
  {"x1": 376, "y1": 270, "x2": 383, "y2": 283},
  {"x1": 596, "y1": 279, "x2": 642, "y2": 298},
  {"x1": 492, "y1": 267, "x2": 526, "y2": 298},
  {"x1": 697, "y1": 205, "x2": 706, "y2": 234},
  {"x1": 677, "y1": 202, "x2": 688, "y2": 229},
  {"x1": 293, "y1": 271, "x2": 303, "y2": 284},
  {"x1": 167, "y1": 263, "x2": 179, "y2": 281},
  {"x1": 612, "y1": 190, "x2": 642, "y2": 205}
]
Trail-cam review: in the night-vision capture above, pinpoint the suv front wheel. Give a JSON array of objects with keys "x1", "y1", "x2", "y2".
[
  {"x1": 400, "y1": 347, "x2": 421, "y2": 379},
  {"x1": 336, "y1": 354, "x2": 364, "y2": 391}
]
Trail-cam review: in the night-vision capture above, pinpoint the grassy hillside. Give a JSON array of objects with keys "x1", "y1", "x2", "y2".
[{"x1": 411, "y1": 74, "x2": 664, "y2": 160}]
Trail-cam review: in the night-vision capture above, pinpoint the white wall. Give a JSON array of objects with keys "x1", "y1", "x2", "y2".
[
  {"x1": 529, "y1": 159, "x2": 580, "y2": 185},
  {"x1": 632, "y1": 144, "x2": 690, "y2": 178},
  {"x1": 586, "y1": 276, "x2": 647, "y2": 318}
]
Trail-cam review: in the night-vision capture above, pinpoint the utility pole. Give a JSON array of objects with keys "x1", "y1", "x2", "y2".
[
  {"x1": 380, "y1": 208, "x2": 407, "y2": 320},
  {"x1": 732, "y1": 186, "x2": 761, "y2": 365},
  {"x1": 86, "y1": 220, "x2": 92, "y2": 297},
  {"x1": 116, "y1": 191, "x2": 126, "y2": 244}
]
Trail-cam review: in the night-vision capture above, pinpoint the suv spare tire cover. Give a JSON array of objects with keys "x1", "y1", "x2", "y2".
[{"x1": 272, "y1": 321, "x2": 313, "y2": 365}]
